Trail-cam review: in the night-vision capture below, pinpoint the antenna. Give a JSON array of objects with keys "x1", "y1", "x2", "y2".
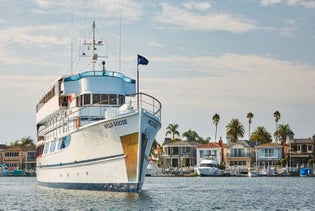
[
  {"x1": 119, "y1": 11, "x2": 122, "y2": 72},
  {"x1": 70, "y1": 1, "x2": 74, "y2": 74},
  {"x1": 80, "y1": 21, "x2": 107, "y2": 71}
]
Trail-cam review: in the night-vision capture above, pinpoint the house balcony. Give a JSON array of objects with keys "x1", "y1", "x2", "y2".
[{"x1": 227, "y1": 152, "x2": 250, "y2": 158}]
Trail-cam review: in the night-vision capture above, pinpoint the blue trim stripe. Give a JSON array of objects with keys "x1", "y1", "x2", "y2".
[
  {"x1": 38, "y1": 181, "x2": 142, "y2": 193},
  {"x1": 38, "y1": 154, "x2": 125, "y2": 168}
]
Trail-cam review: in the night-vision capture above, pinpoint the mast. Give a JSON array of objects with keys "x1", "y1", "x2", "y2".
[
  {"x1": 81, "y1": 21, "x2": 106, "y2": 71},
  {"x1": 92, "y1": 21, "x2": 96, "y2": 70}
]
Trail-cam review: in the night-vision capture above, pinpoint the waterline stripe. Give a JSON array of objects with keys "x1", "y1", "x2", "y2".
[
  {"x1": 38, "y1": 154, "x2": 125, "y2": 168},
  {"x1": 37, "y1": 181, "x2": 142, "y2": 193}
]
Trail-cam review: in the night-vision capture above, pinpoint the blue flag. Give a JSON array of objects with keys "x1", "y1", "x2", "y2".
[{"x1": 137, "y1": 54, "x2": 149, "y2": 65}]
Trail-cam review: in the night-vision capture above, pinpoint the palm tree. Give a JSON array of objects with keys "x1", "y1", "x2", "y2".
[
  {"x1": 10, "y1": 140, "x2": 20, "y2": 147},
  {"x1": 250, "y1": 126, "x2": 272, "y2": 144},
  {"x1": 274, "y1": 124, "x2": 294, "y2": 145},
  {"x1": 20, "y1": 136, "x2": 34, "y2": 147},
  {"x1": 226, "y1": 119, "x2": 245, "y2": 143},
  {"x1": 182, "y1": 129, "x2": 199, "y2": 142},
  {"x1": 274, "y1": 123, "x2": 294, "y2": 158},
  {"x1": 165, "y1": 123, "x2": 180, "y2": 140},
  {"x1": 247, "y1": 112, "x2": 254, "y2": 140},
  {"x1": 273, "y1": 111, "x2": 281, "y2": 142},
  {"x1": 212, "y1": 113, "x2": 220, "y2": 142}
]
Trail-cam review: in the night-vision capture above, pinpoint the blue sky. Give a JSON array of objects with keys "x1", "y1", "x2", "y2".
[{"x1": 0, "y1": 0, "x2": 314, "y2": 144}]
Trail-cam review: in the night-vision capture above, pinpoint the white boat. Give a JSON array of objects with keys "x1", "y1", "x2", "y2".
[
  {"x1": 145, "y1": 162, "x2": 161, "y2": 177},
  {"x1": 35, "y1": 21, "x2": 161, "y2": 193},
  {"x1": 195, "y1": 157, "x2": 221, "y2": 176}
]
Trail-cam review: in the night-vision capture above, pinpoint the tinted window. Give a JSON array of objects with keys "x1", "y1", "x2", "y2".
[
  {"x1": 44, "y1": 143, "x2": 50, "y2": 154},
  {"x1": 58, "y1": 135, "x2": 71, "y2": 150},
  {"x1": 84, "y1": 94, "x2": 90, "y2": 105},
  {"x1": 93, "y1": 94, "x2": 100, "y2": 104},
  {"x1": 50, "y1": 140, "x2": 57, "y2": 153}
]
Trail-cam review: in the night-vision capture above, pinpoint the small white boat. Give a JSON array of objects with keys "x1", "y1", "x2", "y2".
[
  {"x1": 195, "y1": 157, "x2": 221, "y2": 176},
  {"x1": 145, "y1": 162, "x2": 161, "y2": 177}
]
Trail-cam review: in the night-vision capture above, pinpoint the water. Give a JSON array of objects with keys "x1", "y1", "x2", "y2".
[{"x1": 0, "y1": 177, "x2": 314, "y2": 210}]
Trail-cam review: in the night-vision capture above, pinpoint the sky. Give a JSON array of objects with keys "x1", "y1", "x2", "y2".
[{"x1": 0, "y1": 0, "x2": 314, "y2": 145}]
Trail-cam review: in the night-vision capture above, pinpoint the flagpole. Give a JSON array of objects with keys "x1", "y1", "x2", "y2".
[{"x1": 137, "y1": 63, "x2": 139, "y2": 109}]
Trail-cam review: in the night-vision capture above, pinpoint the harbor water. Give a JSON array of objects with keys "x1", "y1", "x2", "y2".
[{"x1": 0, "y1": 176, "x2": 314, "y2": 210}]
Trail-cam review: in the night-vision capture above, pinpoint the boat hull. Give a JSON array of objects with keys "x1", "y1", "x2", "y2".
[
  {"x1": 36, "y1": 110, "x2": 160, "y2": 192},
  {"x1": 196, "y1": 167, "x2": 222, "y2": 176}
]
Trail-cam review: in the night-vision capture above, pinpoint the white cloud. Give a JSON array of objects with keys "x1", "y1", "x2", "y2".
[
  {"x1": 279, "y1": 19, "x2": 297, "y2": 37},
  {"x1": 261, "y1": 0, "x2": 315, "y2": 8},
  {"x1": 30, "y1": 0, "x2": 143, "y2": 21},
  {"x1": 149, "y1": 42, "x2": 164, "y2": 48},
  {"x1": 0, "y1": 24, "x2": 69, "y2": 47},
  {"x1": 261, "y1": 0, "x2": 282, "y2": 6},
  {"x1": 183, "y1": 1, "x2": 211, "y2": 11},
  {"x1": 0, "y1": 24, "x2": 69, "y2": 65},
  {"x1": 144, "y1": 54, "x2": 315, "y2": 141},
  {"x1": 153, "y1": 3, "x2": 256, "y2": 33},
  {"x1": 145, "y1": 54, "x2": 315, "y2": 108}
]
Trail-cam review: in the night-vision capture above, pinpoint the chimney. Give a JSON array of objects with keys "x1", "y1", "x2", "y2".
[{"x1": 219, "y1": 137, "x2": 223, "y2": 147}]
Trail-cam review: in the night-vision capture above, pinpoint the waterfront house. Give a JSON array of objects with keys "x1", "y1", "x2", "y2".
[
  {"x1": 255, "y1": 143, "x2": 282, "y2": 167},
  {"x1": 0, "y1": 144, "x2": 8, "y2": 163},
  {"x1": 0, "y1": 144, "x2": 36, "y2": 171},
  {"x1": 289, "y1": 137, "x2": 315, "y2": 167},
  {"x1": 195, "y1": 139, "x2": 225, "y2": 166},
  {"x1": 160, "y1": 141, "x2": 197, "y2": 169},
  {"x1": 225, "y1": 140, "x2": 258, "y2": 173}
]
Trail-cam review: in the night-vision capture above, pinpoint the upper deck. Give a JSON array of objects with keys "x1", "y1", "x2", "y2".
[{"x1": 61, "y1": 70, "x2": 136, "y2": 96}]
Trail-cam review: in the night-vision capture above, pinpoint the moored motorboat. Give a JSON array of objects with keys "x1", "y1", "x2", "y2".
[
  {"x1": 145, "y1": 162, "x2": 161, "y2": 177},
  {"x1": 195, "y1": 157, "x2": 222, "y2": 176}
]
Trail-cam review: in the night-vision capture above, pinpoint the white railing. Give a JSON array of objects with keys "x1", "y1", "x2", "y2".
[{"x1": 37, "y1": 93, "x2": 161, "y2": 141}]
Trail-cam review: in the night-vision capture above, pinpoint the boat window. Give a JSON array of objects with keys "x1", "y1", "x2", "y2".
[
  {"x1": 109, "y1": 94, "x2": 117, "y2": 105},
  {"x1": 100, "y1": 94, "x2": 108, "y2": 104},
  {"x1": 50, "y1": 140, "x2": 57, "y2": 153},
  {"x1": 76, "y1": 96, "x2": 82, "y2": 107},
  {"x1": 58, "y1": 135, "x2": 71, "y2": 150},
  {"x1": 119, "y1": 95, "x2": 125, "y2": 105},
  {"x1": 44, "y1": 143, "x2": 50, "y2": 154},
  {"x1": 36, "y1": 144, "x2": 44, "y2": 157},
  {"x1": 93, "y1": 94, "x2": 101, "y2": 104},
  {"x1": 84, "y1": 94, "x2": 91, "y2": 105},
  {"x1": 59, "y1": 96, "x2": 68, "y2": 107}
]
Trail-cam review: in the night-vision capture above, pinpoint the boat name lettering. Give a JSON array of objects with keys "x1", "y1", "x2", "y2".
[{"x1": 104, "y1": 119, "x2": 128, "y2": 129}]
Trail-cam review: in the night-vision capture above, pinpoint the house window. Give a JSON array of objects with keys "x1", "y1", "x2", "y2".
[
  {"x1": 5, "y1": 152, "x2": 19, "y2": 157},
  {"x1": 200, "y1": 150, "x2": 204, "y2": 158},
  {"x1": 307, "y1": 145, "x2": 313, "y2": 152},
  {"x1": 171, "y1": 147, "x2": 179, "y2": 155},
  {"x1": 231, "y1": 148, "x2": 244, "y2": 157},
  {"x1": 301, "y1": 144, "x2": 307, "y2": 153},
  {"x1": 297, "y1": 145, "x2": 301, "y2": 152},
  {"x1": 263, "y1": 149, "x2": 275, "y2": 157},
  {"x1": 27, "y1": 152, "x2": 36, "y2": 161}
]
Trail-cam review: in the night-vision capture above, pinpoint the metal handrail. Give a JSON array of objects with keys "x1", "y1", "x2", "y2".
[{"x1": 37, "y1": 93, "x2": 161, "y2": 140}]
